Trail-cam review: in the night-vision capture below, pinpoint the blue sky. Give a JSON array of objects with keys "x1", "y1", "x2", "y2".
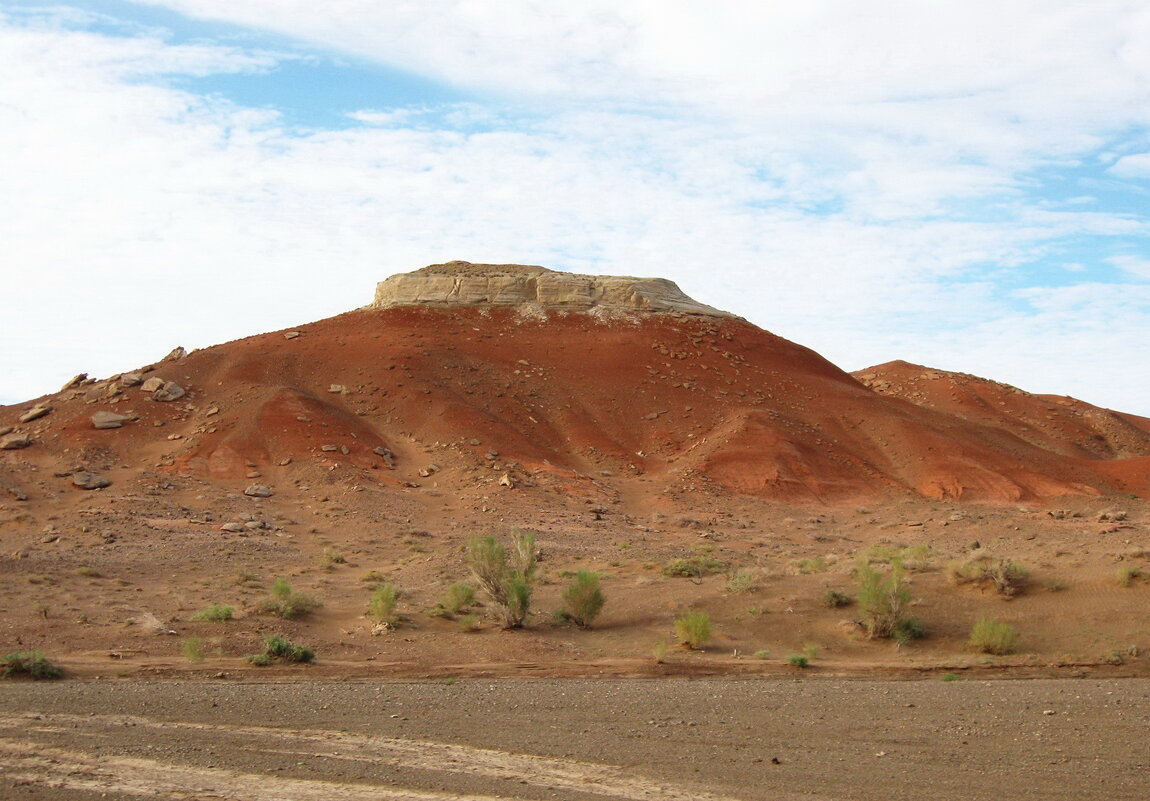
[{"x1": 2, "y1": 0, "x2": 1149, "y2": 414}]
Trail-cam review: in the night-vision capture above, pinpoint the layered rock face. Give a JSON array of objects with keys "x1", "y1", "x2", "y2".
[{"x1": 371, "y1": 261, "x2": 731, "y2": 317}]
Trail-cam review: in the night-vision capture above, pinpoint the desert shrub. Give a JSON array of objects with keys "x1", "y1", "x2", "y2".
[
  {"x1": 662, "y1": 556, "x2": 724, "y2": 578},
  {"x1": 946, "y1": 556, "x2": 1028, "y2": 597},
  {"x1": 892, "y1": 617, "x2": 926, "y2": 645},
  {"x1": 969, "y1": 617, "x2": 1018, "y2": 655},
  {"x1": 856, "y1": 561, "x2": 913, "y2": 639},
  {"x1": 367, "y1": 583, "x2": 400, "y2": 625},
  {"x1": 823, "y1": 589, "x2": 852, "y2": 608},
  {"x1": 786, "y1": 653, "x2": 809, "y2": 668},
  {"x1": 1041, "y1": 578, "x2": 1067, "y2": 592},
  {"x1": 865, "y1": 544, "x2": 933, "y2": 571},
  {"x1": 192, "y1": 604, "x2": 234, "y2": 622},
  {"x1": 1116, "y1": 564, "x2": 1143, "y2": 587},
  {"x1": 941, "y1": 672, "x2": 959, "y2": 682},
  {"x1": 561, "y1": 570, "x2": 606, "y2": 627},
  {"x1": 725, "y1": 569, "x2": 756, "y2": 594},
  {"x1": 652, "y1": 641, "x2": 669, "y2": 663},
  {"x1": 182, "y1": 636, "x2": 204, "y2": 663},
  {"x1": 442, "y1": 582, "x2": 476, "y2": 614},
  {"x1": 361, "y1": 570, "x2": 387, "y2": 584},
  {"x1": 457, "y1": 613, "x2": 481, "y2": 632},
  {"x1": 794, "y1": 556, "x2": 829, "y2": 574},
  {"x1": 74, "y1": 566, "x2": 101, "y2": 578},
  {"x1": 257, "y1": 578, "x2": 321, "y2": 619},
  {"x1": 250, "y1": 635, "x2": 314, "y2": 665},
  {"x1": 802, "y1": 642, "x2": 820, "y2": 659},
  {"x1": 753, "y1": 649, "x2": 771, "y2": 659},
  {"x1": 2, "y1": 651, "x2": 62, "y2": 680},
  {"x1": 674, "y1": 611, "x2": 712, "y2": 650},
  {"x1": 465, "y1": 530, "x2": 537, "y2": 628}
]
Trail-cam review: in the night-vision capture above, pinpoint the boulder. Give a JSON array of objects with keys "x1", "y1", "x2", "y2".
[
  {"x1": 141, "y1": 377, "x2": 166, "y2": 392},
  {"x1": 72, "y1": 471, "x2": 111, "y2": 490},
  {"x1": 243, "y1": 484, "x2": 274, "y2": 498},
  {"x1": 0, "y1": 433, "x2": 31, "y2": 450},
  {"x1": 152, "y1": 382, "x2": 186, "y2": 402},
  {"x1": 119, "y1": 372, "x2": 144, "y2": 387},
  {"x1": 18, "y1": 405, "x2": 51, "y2": 423},
  {"x1": 60, "y1": 373, "x2": 88, "y2": 391},
  {"x1": 161, "y1": 346, "x2": 187, "y2": 362},
  {"x1": 91, "y1": 411, "x2": 132, "y2": 430}
]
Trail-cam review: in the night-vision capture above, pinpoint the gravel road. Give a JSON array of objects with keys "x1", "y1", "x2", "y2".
[{"x1": 1, "y1": 678, "x2": 1147, "y2": 800}]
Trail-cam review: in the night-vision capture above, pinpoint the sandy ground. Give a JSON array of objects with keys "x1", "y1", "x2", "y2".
[{"x1": 1, "y1": 677, "x2": 1148, "y2": 801}]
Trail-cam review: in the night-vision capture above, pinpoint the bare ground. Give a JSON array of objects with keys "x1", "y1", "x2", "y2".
[{"x1": 2, "y1": 677, "x2": 1148, "y2": 801}]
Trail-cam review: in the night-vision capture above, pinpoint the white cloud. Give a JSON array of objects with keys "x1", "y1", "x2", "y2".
[
  {"x1": 1, "y1": 5, "x2": 1149, "y2": 416},
  {"x1": 1109, "y1": 152, "x2": 1150, "y2": 178}
]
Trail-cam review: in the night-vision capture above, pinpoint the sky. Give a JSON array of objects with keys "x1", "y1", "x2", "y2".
[{"x1": 2, "y1": 1, "x2": 1149, "y2": 415}]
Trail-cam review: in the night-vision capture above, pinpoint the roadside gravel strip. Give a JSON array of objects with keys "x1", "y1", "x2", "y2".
[{"x1": 1, "y1": 678, "x2": 1147, "y2": 801}]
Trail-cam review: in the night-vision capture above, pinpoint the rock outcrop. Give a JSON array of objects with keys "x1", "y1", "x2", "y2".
[{"x1": 371, "y1": 261, "x2": 731, "y2": 317}]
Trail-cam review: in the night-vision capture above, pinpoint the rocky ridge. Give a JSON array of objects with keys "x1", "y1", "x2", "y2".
[{"x1": 371, "y1": 261, "x2": 731, "y2": 317}]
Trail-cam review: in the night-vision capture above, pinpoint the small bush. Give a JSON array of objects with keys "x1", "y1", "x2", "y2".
[
  {"x1": 786, "y1": 653, "x2": 809, "y2": 668},
  {"x1": 192, "y1": 604, "x2": 234, "y2": 622},
  {"x1": 360, "y1": 570, "x2": 387, "y2": 584},
  {"x1": 465, "y1": 531, "x2": 537, "y2": 628},
  {"x1": 802, "y1": 642, "x2": 820, "y2": 660},
  {"x1": 753, "y1": 649, "x2": 771, "y2": 659},
  {"x1": 1116, "y1": 564, "x2": 1142, "y2": 587},
  {"x1": 561, "y1": 571, "x2": 606, "y2": 627},
  {"x1": 662, "y1": 556, "x2": 723, "y2": 578},
  {"x1": 74, "y1": 566, "x2": 101, "y2": 578},
  {"x1": 725, "y1": 569, "x2": 756, "y2": 594},
  {"x1": 250, "y1": 635, "x2": 315, "y2": 664},
  {"x1": 457, "y1": 613, "x2": 481, "y2": 632},
  {"x1": 892, "y1": 617, "x2": 926, "y2": 645},
  {"x1": 794, "y1": 556, "x2": 829, "y2": 574},
  {"x1": 674, "y1": 611, "x2": 712, "y2": 650},
  {"x1": 652, "y1": 641, "x2": 669, "y2": 663},
  {"x1": 941, "y1": 672, "x2": 959, "y2": 682},
  {"x1": 823, "y1": 589, "x2": 852, "y2": 608},
  {"x1": 947, "y1": 556, "x2": 1028, "y2": 597},
  {"x1": 257, "y1": 578, "x2": 321, "y2": 619},
  {"x1": 367, "y1": 583, "x2": 400, "y2": 625},
  {"x1": 856, "y1": 561, "x2": 912, "y2": 639},
  {"x1": 2, "y1": 651, "x2": 62, "y2": 680},
  {"x1": 442, "y1": 582, "x2": 476, "y2": 614},
  {"x1": 182, "y1": 636, "x2": 204, "y2": 663},
  {"x1": 969, "y1": 617, "x2": 1018, "y2": 655}
]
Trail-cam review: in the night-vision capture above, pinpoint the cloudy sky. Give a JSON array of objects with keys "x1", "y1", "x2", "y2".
[{"x1": 3, "y1": 1, "x2": 1149, "y2": 414}]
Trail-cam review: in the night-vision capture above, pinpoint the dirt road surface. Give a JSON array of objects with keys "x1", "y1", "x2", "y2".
[{"x1": 1, "y1": 678, "x2": 1147, "y2": 801}]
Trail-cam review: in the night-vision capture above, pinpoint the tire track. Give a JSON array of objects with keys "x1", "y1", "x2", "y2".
[
  {"x1": 0, "y1": 738, "x2": 506, "y2": 800},
  {"x1": 0, "y1": 713, "x2": 748, "y2": 801}
]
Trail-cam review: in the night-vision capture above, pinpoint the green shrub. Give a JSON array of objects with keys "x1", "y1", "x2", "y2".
[
  {"x1": 662, "y1": 556, "x2": 723, "y2": 578},
  {"x1": 1, "y1": 651, "x2": 62, "y2": 680},
  {"x1": 367, "y1": 583, "x2": 400, "y2": 625},
  {"x1": 795, "y1": 556, "x2": 829, "y2": 574},
  {"x1": 442, "y1": 582, "x2": 476, "y2": 614},
  {"x1": 725, "y1": 569, "x2": 756, "y2": 594},
  {"x1": 256, "y1": 578, "x2": 321, "y2": 619},
  {"x1": 182, "y1": 636, "x2": 204, "y2": 663},
  {"x1": 674, "y1": 611, "x2": 712, "y2": 650},
  {"x1": 192, "y1": 604, "x2": 234, "y2": 622},
  {"x1": 968, "y1": 617, "x2": 1018, "y2": 655},
  {"x1": 892, "y1": 617, "x2": 926, "y2": 645},
  {"x1": 1116, "y1": 564, "x2": 1142, "y2": 587},
  {"x1": 941, "y1": 672, "x2": 959, "y2": 682},
  {"x1": 360, "y1": 570, "x2": 387, "y2": 584},
  {"x1": 823, "y1": 589, "x2": 852, "y2": 608},
  {"x1": 457, "y1": 613, "x2": 481, "y2": 632},
  {"x1": 946, "y1": 557, "x2": 1028, "y2": 597},
  {"x1": 253, "y1": 635, "x2": 315, "y2": 664},
  {"x1": 753, "y1": 649, "x2": 771, "y2": 659},
  {"x1": 786, "y1": 653, "x2": 809, "y2": 668},
  {"x1": 247, "y1": 652, "x2": 273, "y2": 666},
  {"x1": 465, "y1": 530, "x2": 537, "y2": 628},
  {"x1": 561, "y1": 571, "x2": 606, "y2": 627},
  {"x1": 856, "y1": 561, "x2": 912, "y2": 639}
]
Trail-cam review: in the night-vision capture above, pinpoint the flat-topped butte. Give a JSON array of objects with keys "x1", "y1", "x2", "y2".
[{"x1": 371, "y1": 261, "x2": 732, "y2": 316}]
